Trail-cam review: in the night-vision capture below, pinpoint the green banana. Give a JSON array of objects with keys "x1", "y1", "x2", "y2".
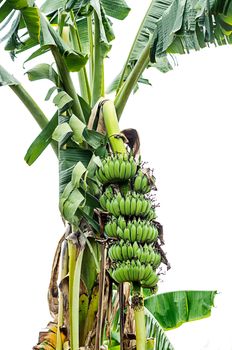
[
  {"x1": 118, "y1": 216, "x2": 126, "y2": 230},
  {"x1": 103, "y1": 162, "x2": 111, "y2": 180},
  {"x1": 142, "y1": 272, "x2": 159, "y2": 288},
  {"x1": 137, "y1": 224, "x2": 143, "y2": 241},
  {"x1": 125, "y1": 196, "x2": 131, "y2": 216},
  {"x1": 114, "y1": 159, "x2": 120, "y2": 178},
  {"x1": 99, "y1": 195, "x2": 107, "y2": 210},
  {"x1": 112, "y1": 199, "x2": 120, "y2": 216},
  {"x1": 119, "y1": 197, "x2": 126, "y2": 215},
  {"x1": 127, "y1": 244, "x2": 133, "y2": 259},
  {"x1": 130, "y1": 196, "x2": 137, "y2": 216},
  {"x1": 108, "y1": 159, "x2": 115, "y2": 179},
  {"x1": 123, "y1": 228, "x2": 130, "y2": 241},
  {"x1": 119, "y1": 161, "x2": 126, "y2": 179},
  {"x1": 122, "y1": 243, "x2": 128, "y2": 260},
  {"x1": 130, "y1": 224, "x2": 137, "y2": 242},
  {"x1": 130, "y1": 156, "x2": 137, "y2": 177},
  {"x1": 117, "y1": 226, "x2": 124, "y2": 240},
  {"x1": 124, "y1": 161, "x2": 132, "y2": 179},
  {"x1": 141, "y1": 199, "x2": 148, "y2": 215},
  {"x1": 135, "y1": 198, "x2": 143, "y2": 216},
  {"x1": 134, "y1": 173, "x2": 142, "y2": 192}
]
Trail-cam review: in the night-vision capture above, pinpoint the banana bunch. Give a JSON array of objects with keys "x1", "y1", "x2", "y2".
[
  {"x1": 105, "y1": 217, "x2": 159, "y2": 243},
  {"x1": 100, "y1": 191, "x2": 155, "y2": 218},
  {"x1": 108, "y1": 241, "x2": 161, "y2": 267},
  {"x1": 133, "y1": 170, "x2": 155, "y2": 194},
  {"x1": 110, "y1": 260, "x2": 159, "y2": 288},
  {"x1": 96, "y1": 153, "x2": 137, "y2": 185},
  {"x1": 96, "y1": 150, "x2": 162, "y2": 289}
]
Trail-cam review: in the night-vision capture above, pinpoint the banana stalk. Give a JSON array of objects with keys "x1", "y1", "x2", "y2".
[
  {"x1": 132, "y1": 286, "x2": 146, "y2": 350},
  {"x1": 102, "y1": 100, "x2": 127, "y2": 154}
]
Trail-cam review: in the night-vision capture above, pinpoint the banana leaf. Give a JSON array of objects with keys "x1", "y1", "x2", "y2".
[{"x1": 144, "y1": 290, "x2": 217, "y2": 330}]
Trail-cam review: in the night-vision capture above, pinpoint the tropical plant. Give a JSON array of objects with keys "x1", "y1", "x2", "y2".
[{"x1": 1, "y1": 0, "x2": 230, "y2": 349}]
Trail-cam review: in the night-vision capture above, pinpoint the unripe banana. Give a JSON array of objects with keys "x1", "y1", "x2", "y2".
[
  {"x1": 108, "y1": 246, "x2": 115, "y2": 261},
  {"x1": 119, "y1": 197, "x2": 126, "y2": 215},
  {"x1": 122, "y1": 243, "x2": 128, "y2": 260},
  {"x1": 127, "y1": 244, "x2": 133, "y2": 259},
  {"x1": 117, "y1": 226, "x2": 124, "y2": 240},
  {"x1": 143, "y1": 264, "x2": 153, "y2": 280},
  {"x1": 142, "y1": 272, "x2": 159, "y2": 288},
  {"x1": 153, "y1": 253, "x2": 161, "y2": 267},
  {"x1": 97, "y1": 168, "x2": 108, "y2": 184},
  {"x1": 116, "y1": 244, "x2": 123, "y2": 260},
  {"x1": 114, "y1": 159, "x2": 120, "y2": 178},
  {"x1": 130, "y1": 224, "x2": 137, "y2": 242},
  {"x1": 124, "y1": 161, "x2": 132, "y2": 179},
  {"x1": 130, "y1": 196, "x2": 137, "y2": 216},
  {"x1": 113, "y1": 266, "x2": 124, "y2": 283},
  {"x1": 105, "y1": 199, "x2": 111, "y2": 212},
  {"x1": 152, "y1": 226, "x2": 159, "y2": 242},
  {"x1": 130, "y1": 157, "x2": 137, "y2": 177},
  {"x1": 141, "y1": 199, "x2": 148, "y2": 215},
  {"x1": 146, "y1": 226, "x2": 153, "y2": 242},
  {"x1": 123, "y1": 153, "x2": 129, "y2": 161},
  {"x1": 108, "y1": 159, "x2": 115, "y2": 179},
  {"x1": 124, "y1": 262, "x2": 130, "y2": 281},
  {"x1": 119, "y1": 161, "x2": 126, "y2": 179},
  {"x1": 123, "y1": 228, "x2": 130, "y2": 241},
  {"x1": 99, "y1": 195, "x2": 107, "y2": 210},
  {"x1": 134, "y1": 174, "x2": 142, "y2": 192},
  {"x1": 105, "y1": 186, "x2": 113, "y2": 199},
  {"x1": 128, "y1": 264, "x2": 134, "y2": 281},
  {"x1": 103, "y1": 163, "x2": 111, "y2": 180},
  {"x1": 132, "y1": 241, "x2": 139, "y2": 256},
  {"x1": 118, "y1": 216, "x2": 126, "y2": 230},
  {"x1": 138, "y1": 263, "x2": 145, "y2": 280},
  {"x1": 141, "y1": 175, "x2": 149, "y2": 192},
  {"x1": 141, "y1": 224, "x2": 148, "y2": 242},
  {"x1": 105, "y1": 223, "x2": 113, "y2": 237},
  {"x1": 111, "y1": 220, "x2": 117, "y2": 236},
  {"x1": 125, "y1": 196, "x2": 131, "y2": 216},
  {"x1": 133, "y1": 264, "x2": 139, "y2": 281},
  {"x1": 135, "y1": 198, "x2": 143, "y2": 216},
  {"x1": 112, "y1": 199, "x2": 120, "y2": 216},
  {"x1": 137, "y1": 224, "x2": 143, "y2": 241}
]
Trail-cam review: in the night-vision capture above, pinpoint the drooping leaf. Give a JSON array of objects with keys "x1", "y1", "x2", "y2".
[
  {"x1": 59, "y1": 147, "x2": 92, "y2": 194},
  {"x1": 52, "y1": 122, "x2": 72, "y2": 143},
  {"x1": 21, "y1": 7, "x2": 40, "y2": 41},
  {"x1": 115, "y1": 0, "x2": 232, "y2": 95},
  {"x1": 71, "y1": 161, "x2": 87, "y2": 188},
  {"x1": 26, "y1": 63, "x2": 60, "y2": 85},
  {"x1": 144, "y1": 290, "x2": 217, "y2": 331},
  {"x1": 69, "y1": 115, "x2": 85, "y2": 144},
  {"x1": 101, "y1": 0, "x2": 130, "y2": 20},
  {"x1": 24, "y1": 112, "x2": 58, "y2": 165},
  {"x1": 53, "y1": 91, "x2": 73, "y2": 112},
  {"x1": 82, "y1": 128, "x2": 107, "y2": 149}
]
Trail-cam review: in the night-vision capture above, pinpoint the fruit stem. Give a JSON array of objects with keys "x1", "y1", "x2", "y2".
[
  {"x1": 132, "y1": 284, "x2": 146, "y2": 350},
  {"x1": 102, "y1": 100, "x2": 127, "y2": 154}
]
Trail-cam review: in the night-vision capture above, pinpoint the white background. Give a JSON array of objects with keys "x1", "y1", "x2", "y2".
[{"x1": 1, "y1": 1, "x2": 232, "y2": 349}]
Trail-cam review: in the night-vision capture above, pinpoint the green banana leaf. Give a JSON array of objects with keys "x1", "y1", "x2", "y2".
[
  {"x1": 144, "y1": 290, "x2": 217, "y2": 331},
  {"x1": 112, "y1": 0, "x2": 232, "y2": 93}
]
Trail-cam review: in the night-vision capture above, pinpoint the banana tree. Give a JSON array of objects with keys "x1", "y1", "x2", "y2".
[{"x1": 0, "y1": 0, "x2": 231, "y2": 349}]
